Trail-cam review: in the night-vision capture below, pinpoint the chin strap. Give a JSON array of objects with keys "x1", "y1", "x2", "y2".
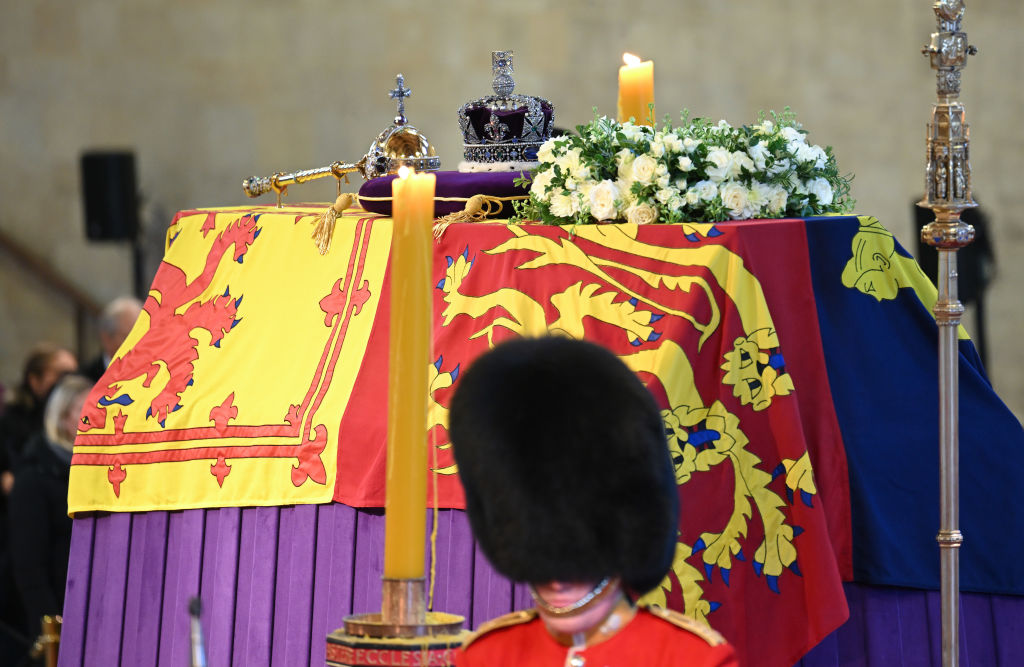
[
  {"x1": 542, "y1": 590, "x2": 637, "y2": 649},
  {"x1": 529, "y1": 577, "x2": 617, "y2": 617},
  {"x1": 553, "y1": 595, "x2": 636, "y2": 664}
]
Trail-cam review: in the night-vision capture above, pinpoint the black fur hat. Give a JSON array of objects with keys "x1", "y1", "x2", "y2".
[{"x1": 449, "y1": 336, "x2": 678, "y2": 595}]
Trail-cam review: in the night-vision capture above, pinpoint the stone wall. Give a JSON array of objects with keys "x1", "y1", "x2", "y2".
[{"x1": 1, "y1": 0, "x2": 1021, "y2": 420}]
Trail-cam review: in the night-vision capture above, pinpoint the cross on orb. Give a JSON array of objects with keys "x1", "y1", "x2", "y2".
[{"x1": 389, "y1": 74, "x2": 411, "y2": 124}]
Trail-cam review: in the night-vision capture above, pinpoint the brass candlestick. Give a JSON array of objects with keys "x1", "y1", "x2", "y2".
[
  {"x1": 326, "y1": 578, "x2": 466, "y2": 667},
  {"x1": 29, "y1": 615, "x2": 61, "y2": 667},
  {"x1": 917, "y1": 2, "x2": 977, "y2": 666}
]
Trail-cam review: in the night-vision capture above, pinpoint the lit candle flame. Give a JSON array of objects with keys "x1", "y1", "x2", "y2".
[
  {"x1": 623, "y1": 52, "x2": 642, "y2": 67},
  {"x1": 397, "y1": 165, "x2": 412, "y2": 179}
]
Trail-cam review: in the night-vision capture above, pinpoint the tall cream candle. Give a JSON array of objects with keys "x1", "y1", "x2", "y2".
[{"x1": 383, "y1": 166, "x2": 435, "y2": 580}]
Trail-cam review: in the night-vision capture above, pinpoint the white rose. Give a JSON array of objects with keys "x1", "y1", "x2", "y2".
[
  {"x1": 754, "y1": 119, "x2": 774, "y2": 135},
  {"x1": 529, "y1": 169, "x2": 554, "y2": 196},
  {"x1": 769, "y1": 185, "x2": 788, "y2": 214},
  {"x1": 618, "y1": 182, "x2": 637, "y2": 207},
  {"x1": 553, "y1": 151, "x2": 574, "y2": 175},
  {"x1": 789, "y1": 176, "x2": 809, "y2": 208},
  {"x1": 748, "y1": 141, "x2": 770, "y2": 171},
  {"x1": 683, "y1": 137, "x2": 702, "y2": 153},
  {"x1": 732, "y1": 151, "x2": 755, "y2": 175},
  {"x1": 536, "y1": 138, "x2": 558, "y2": 164},
  {"x1": 564, "y1": 148, "x2": 592, "y2": 181},
  {"x1": 780, "y1": 126, "x2": 803, "y2": 144},
  {"x1": 794, "y1": 143, "x2": 819, "y2": 166},
  {"x1": 588, "y1": 180, "x2": 620, "y2": 221},
  {"x1": 655, "y1": 186, "x2": 678, "y2": 204},
  {"x1": 620, "y1": 122, "x2": 647, "y2": 142},
  {"x1": 692, "y1": 180, "x2": 718, "y2": 201},
  {"x1": 705, "y1": 148, "x2": 736, "y2": 182},
  {"x1": 662, "y1": 133, "x2": 683, "y2": 153},
  {"x1": 631, "y1": 154, "x2": 658, "y2": 185},
  {"x1": 674, "y1": 177, "x2": 688, "y2": 191},
  {"x1": 617, "y1": 149, "x2": 636, "y2": 183},
  {"x1": 655, "y1": 164, "x2": 670, "y2": 189},
  {"x1": 649, "y1": 139, "x2": 666, "y2": 158},
  {"x1": 550, "y1": 192, "x2": 579, "y2": 217},
  {"x1": 720, "y1": 181, "x2": 753, "y2": 219},
  {"x1": 807, "y1": 144, "x2": 828, "y2": 169},
  {"x1": 685, "y1": 189, "x2": 701, "y2": 205},
  {"x1": 806, "y1": 177, "x2": 834, "y2": 206},
  {"x1": 748, "y1": 181, "x2": 773, "y2": 210},
  {"x1": 625, "y1": 202, "x2": 658, "y2": 225},
  {"x1": 677, "y1": 156, "x2": 694, "y2": 171},
  {"x1": 768, "y1": 157, "x2": 791, "y2": 176}
]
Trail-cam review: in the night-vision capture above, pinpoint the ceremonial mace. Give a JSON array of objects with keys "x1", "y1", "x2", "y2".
[
  {"x1": 242, "y1": 74, "x2": 441, "y2": 207},
  {"x1": 918, "y1": 2, "x2": 976, "y2": 665}
]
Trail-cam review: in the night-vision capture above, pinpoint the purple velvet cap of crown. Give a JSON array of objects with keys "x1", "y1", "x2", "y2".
[
  {"x1": 462, "y1": 102, "x2": 554, "y2": 146},
  {"x1": 358, "y1": 170, "x2": 529, "y2": 218}
]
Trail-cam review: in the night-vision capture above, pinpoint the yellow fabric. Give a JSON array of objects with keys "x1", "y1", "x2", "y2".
[{"x1": 69, "y1": 205, "x2": 390, "y2": 514}]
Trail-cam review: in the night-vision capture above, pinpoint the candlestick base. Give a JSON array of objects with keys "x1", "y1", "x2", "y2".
[
  {"x1": 326, "y1": 578, "x2": 468, "y2": 667},
  {"x1": 326, "y1": 613, "x2": 467, "y2": 667}
]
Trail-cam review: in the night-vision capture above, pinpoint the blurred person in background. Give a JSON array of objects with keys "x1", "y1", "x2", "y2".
[
  {"x1": 7, "y1": 373, "x2": 91, "y2": 650},
  {"x1": 0, "y1": 349, "x2": 78, "y2": 664},
  {"x1": 81, "y1": 296, "x2": 143, "y2": 382},
  {"x1": 0, "y1": 344, "x2": 78, "y2": 489}
]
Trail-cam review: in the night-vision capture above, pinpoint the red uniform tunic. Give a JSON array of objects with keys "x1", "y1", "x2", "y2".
[{"x1": 455, "y1": 606, "x2": 739, "y2": 667}]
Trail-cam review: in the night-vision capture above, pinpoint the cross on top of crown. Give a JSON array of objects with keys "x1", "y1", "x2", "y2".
[
  {"x1": 389, "y1": 74, "x2": 411, "y2": 124},
  {"x1": 492, "y1": 51, "x2": 514, "y2": 77}
]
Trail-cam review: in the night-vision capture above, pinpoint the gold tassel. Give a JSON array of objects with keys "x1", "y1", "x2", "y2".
[
  {"x1": 432, "y1": 195, "x2": 501, "y2": 239},
  {"x1": 311, "y1": 193, "x2": 354, "y2": 255}
]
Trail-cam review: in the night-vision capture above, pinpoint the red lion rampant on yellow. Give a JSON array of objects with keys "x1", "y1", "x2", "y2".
[{"x1": 80, "y1": 213, "x2": 261, "y2": 432}]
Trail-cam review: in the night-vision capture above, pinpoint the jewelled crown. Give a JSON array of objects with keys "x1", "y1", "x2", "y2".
[{"x1": 457, "y1": 51, "x2": 555, "y2": 172}]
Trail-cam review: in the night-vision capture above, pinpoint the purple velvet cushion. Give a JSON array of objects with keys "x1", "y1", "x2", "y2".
[{"x1": 357, "y1": 170, "x2": 529, "y2": 218}]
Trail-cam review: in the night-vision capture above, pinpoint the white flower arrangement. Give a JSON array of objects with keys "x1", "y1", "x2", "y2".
[{"x1": 514, "y1": 109, "x2": 853, "y2": 225}]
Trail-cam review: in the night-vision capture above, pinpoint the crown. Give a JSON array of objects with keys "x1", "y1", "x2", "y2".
[{"x1": 457, "y1": 51, "x2": 555, "y2": 172}]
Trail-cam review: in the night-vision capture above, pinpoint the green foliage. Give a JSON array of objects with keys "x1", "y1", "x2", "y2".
[{"x1": 513, "y1": 108, "x2": 855, "y2": 225}]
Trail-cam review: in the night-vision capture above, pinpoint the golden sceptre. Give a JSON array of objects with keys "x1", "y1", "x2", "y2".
[
  {"x1": 918, "y1": 2, "x2": 977, "y2": 665},
  {"x1": 241, "y1": 74, "x2": 440, "y2": 207}
]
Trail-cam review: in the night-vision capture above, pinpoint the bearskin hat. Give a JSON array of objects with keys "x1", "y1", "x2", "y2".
[{"x1": 448, "y1": 336, "x2": 678, "y2": 596}]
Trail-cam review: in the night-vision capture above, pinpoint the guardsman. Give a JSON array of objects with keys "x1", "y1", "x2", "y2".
[{"x1": 449, "y1": 336, "x2": 738, "y2": 666}]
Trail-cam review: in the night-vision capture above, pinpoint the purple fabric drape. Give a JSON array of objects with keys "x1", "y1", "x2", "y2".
[{"x1": 58, "y1": 506, "x2": 1023, "y2": 666}]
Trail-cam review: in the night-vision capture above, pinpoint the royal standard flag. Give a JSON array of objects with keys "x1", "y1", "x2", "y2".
[
  {"x1": 70, "y1": 205, "x2": 393, "y2": 511},
  {"x1": 424, "y1": 219, "x2": 850, "y2": 667}
]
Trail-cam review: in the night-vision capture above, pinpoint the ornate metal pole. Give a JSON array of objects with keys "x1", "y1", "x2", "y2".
[{"x1": 918, "y1": 2, "x2": 977, "y2": 665}]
